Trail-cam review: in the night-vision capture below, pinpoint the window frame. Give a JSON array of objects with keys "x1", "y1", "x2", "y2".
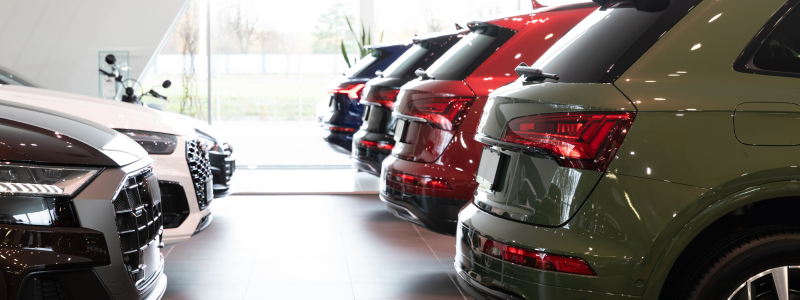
[{"x1": 733, "y1": 0, "x2": 800, "y2": 78}]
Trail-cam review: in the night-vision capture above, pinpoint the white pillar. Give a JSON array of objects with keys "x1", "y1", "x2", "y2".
[{"x1": 359, "y1": 0, "x2": 375, "y2": 42}]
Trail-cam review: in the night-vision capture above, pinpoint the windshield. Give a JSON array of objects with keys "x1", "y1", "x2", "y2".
[
  {"x1": 0, "y1": 69, "x2": 35, "y2": 87},
  {"x1": 426, "y1": 27, "x2": 513, "y2": 80},
  {"x1": 344, "y1": 51, "x2": 381, "y2": 77},
  {"x1": 382, "y1": 45, "x2": 428, "y2": 78},
  {"x1": 531, "y1": 0, "x2": 702, "y2": 83}
]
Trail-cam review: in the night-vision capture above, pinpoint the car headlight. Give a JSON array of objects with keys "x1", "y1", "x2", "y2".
[
  {"x1": 116, "y1": 129, "x2": 178, "y2": 154},
  {"x1": 0, "y1": 163, "x2": 101, "y2": 227}
]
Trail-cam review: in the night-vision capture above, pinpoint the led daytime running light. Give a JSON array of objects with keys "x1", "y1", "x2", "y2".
[{"x1": 0, "y1": 183, "x2": 63, "y2": 195}]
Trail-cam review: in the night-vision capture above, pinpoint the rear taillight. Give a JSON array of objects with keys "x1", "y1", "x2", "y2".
[
  {"x1": 404, "y1": 97, "x2": 474, "y2": 130},
  {"x1": 361, "y1": 86, "x2": 400, "y2": 109},
  {"x1": 328, "y1": 126, "x2": 357, "y2": 133},
  {"x1": 358, "y1": 140, "x2": 394, "y2": 151},
  {"x1": 386, "y1": 169, "x2": 451, "y2": 189},
  {"x1": 501, "y1": 112, "x2": 635, "y2": 172},
  {"x1": 329, "y1": 83, "x2": 366, "y2": 100},
  {"x1": 480, "y1": 236, "x2": 596, "y2": 276}
]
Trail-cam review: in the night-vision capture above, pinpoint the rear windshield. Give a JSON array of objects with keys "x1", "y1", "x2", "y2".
[
  {"x1": 531, "y1": 0, "x2": 703, "y2": 83},
  {"x1": 345, "y1": 51, "x2": 381, "y2": 77},
  {"x1": 382, "y1": 45, "x2": 429, "y2": 78},
  {"x1": 427, "y1": 26, "x2": 514, "y2": 80}
]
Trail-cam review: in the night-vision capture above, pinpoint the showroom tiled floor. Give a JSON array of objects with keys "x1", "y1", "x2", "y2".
[
  {"x1": 229, "y1": 169, "x2": 380, "y2": 195},
  {"x1": 161, "y1": 195, "x2": 467, "y2": 300}
]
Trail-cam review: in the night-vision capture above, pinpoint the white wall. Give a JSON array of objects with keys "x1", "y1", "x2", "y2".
[{"x1": 0, "y1": 0, "x2": 188, "y2": 97}]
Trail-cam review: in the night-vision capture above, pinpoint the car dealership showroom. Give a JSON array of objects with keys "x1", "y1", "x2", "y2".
[{"x1": 2, "y1": 0, "x2": 800, "y2": 299}]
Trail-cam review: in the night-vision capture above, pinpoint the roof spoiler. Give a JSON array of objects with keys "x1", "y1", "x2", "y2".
[
  {"x1": 411, "y1": 29, "x2": 468, "y2": 44},
  {"x1": 531, "y1": 0, "x2": 546, "y2": 9},
  {"x1": 363, "y1": 41, "x2": 413, "y2": 51},
  {"x1": 592, "y1": 0, "x2": 669, "y2": 12}
]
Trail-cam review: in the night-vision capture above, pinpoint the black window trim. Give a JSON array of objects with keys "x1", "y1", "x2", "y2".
[
  {"x1": 598, "y1": 0, "x2": 705, "y2": 83},
  {"x1": 733, "y1": 0, "x2": 800, "y2": 78}
]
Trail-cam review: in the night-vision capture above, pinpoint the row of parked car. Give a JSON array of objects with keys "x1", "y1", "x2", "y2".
[
  {"x1": 318, "y1": 0, "x2": 800, "y2": 299},
  {"x1": 0, "y1": 66, "x2": 234, "y2": 298}
]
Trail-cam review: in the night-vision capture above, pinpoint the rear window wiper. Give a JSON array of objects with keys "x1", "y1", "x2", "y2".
[{"x1": 515, "y1": 63, "x2": 559, "y2": 82}]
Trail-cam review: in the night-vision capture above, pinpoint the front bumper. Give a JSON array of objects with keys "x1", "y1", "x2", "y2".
[
  {"x1": 379, "y1": 187, "x2": 466, "y2": 236},
  {"x1": 209, "y1": 150, "x2": 235, "y2": 198},
  {"x1": 152, "y1": 135, "x2": 213, "y2": 245}
]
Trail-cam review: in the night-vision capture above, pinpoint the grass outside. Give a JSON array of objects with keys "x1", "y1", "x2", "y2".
[{"x1": 141, "y1": 73, "x2": 342, "y2": 121}]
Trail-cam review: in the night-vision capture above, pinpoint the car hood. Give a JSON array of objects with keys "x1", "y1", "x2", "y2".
[
  {"x1": 160, "y1": 111, "x2": 228, "y2": 142},
  {"x1": 0, "y1": 100, "x2": 148, "y2": 167},
  {"x1": 0, "y1": 85, "x2": 194, "y2": 136}
]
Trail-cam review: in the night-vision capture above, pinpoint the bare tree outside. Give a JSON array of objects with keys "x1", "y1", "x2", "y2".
[
  {"x1": 221, "y1": 0, "x2": 260, "y2": 54},
  {"x1": 421, "y1": 0, "x2": 442, "y2": 32},
  {"x1": 178, "y1": 1, "x2": 203, "y2": 119}
]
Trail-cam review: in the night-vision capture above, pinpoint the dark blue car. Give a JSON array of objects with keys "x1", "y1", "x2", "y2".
[{"x1": 317, "y1": 42, "x2": 412, "y2": 153}]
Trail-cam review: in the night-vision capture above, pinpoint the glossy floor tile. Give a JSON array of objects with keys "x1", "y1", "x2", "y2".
[
  {"x1": 162, "y1": 195, "x2": 467, "y2": 300},
  {"x1": 229, "y1": 169, "x2": 380, "y2": 194}
]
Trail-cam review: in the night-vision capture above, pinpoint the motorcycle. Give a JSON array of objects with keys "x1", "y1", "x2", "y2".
[{"x1": 99, "y1": 54, "x2": 172, "y2": 111}]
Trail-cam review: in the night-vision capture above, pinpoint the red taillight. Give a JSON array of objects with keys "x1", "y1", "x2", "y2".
[
  {"x1": 404, "y1": 97, "x2": 473, "y2": 130},
  {"x1": 329, "y1": 83, "x2": 366, "y2": 100},
  {"x1": 480, "y1": 237, "x2": 596, "y2": 276},
  {"x1": 386, "y1": 169, "x2": 451, "y2": 189},
  {"x1": 328, "y1": 126, "x2": 357, "y2": 133},
  {"x1": 358, "y1": 140, "x2": 394, "y2": 151},
  {"x1": 501, "y1": 112, "x2": 635, "y2": 172},
  {"x1": 361, "y1": 86, "x2": 400, "y2": 109}
]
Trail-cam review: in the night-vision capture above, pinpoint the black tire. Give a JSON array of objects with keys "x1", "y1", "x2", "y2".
[{"x1": 676, "y1": 227, "x2": 800, "y2": 300}]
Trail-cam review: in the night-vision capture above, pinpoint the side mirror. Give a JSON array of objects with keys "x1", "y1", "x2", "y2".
[
  {"x1": 162, "y1": 80, "x2": 172, "y2": 89},
  {"x1": 105, "y1": 54, "x2": 117, "y2": 65},
  {"x1": 125, "y1": 87, "x2": 134, "y2": 96}
]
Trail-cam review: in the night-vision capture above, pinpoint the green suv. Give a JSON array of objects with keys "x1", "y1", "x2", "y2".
[{"x1": 456, "y1": 0, "x2": 800, "y2": 299}]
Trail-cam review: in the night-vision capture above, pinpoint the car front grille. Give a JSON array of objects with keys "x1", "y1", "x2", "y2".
[
  {"x1": 186, "y1": 139, "x2": 212, "y2": 210},
  {"x1": 112, "y1": 166, "x2": 162, "y2": 290}
]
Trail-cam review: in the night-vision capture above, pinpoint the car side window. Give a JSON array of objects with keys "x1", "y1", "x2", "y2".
[{"x1": 752, "y1": 5, "x2": 800, "y2": 74}]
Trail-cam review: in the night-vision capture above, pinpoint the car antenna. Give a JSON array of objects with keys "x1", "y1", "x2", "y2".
[
  {"x1": 515, "y1": 63, "x2": 558, "y2": 82},
  {"x1": 455, "y1": 23, "x2": 464, "y2": 30}
]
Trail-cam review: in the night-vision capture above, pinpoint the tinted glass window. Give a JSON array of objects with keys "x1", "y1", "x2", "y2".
[
  {"x1": 427, "y1": 33, "x2": 494, "y2": 80},
  {"x1": 382, "y1": 45, "x2": 428, "y2": 78},
  {"x1": 752, "y1": 5, "x2": 800, "y2": 74},
  {"x1": 345, "y1": 51, "x2": 381, "y2": 77},
  {"x1": 530, "y1": 0, "x2": 702, "y2": 83},
  {"x1": 426, "y1": 27, "x2": 513, "y2": 80}
]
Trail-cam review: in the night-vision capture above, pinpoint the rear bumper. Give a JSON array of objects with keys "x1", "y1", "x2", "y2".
[
  {"x1": 352, "y1": 132, "x2": 393, "y2": 176},
  {"x1": 379, "y1": 187, "x2": 467, "y2": 236},
  {"x1": 455, "y1": 262, "x2": 525, "y2": 300},
  {"x1": 324, "y1": 130, "x2": 356, "y2": 153}
]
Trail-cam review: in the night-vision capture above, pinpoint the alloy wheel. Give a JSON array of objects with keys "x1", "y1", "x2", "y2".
[{"x1": 728, "y1": 266, "x2": 800, "y2": 300}]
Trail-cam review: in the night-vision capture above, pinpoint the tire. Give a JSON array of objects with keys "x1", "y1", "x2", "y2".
[{"x1": 678, "y1": 227, "x2": 800, "y2": 300}]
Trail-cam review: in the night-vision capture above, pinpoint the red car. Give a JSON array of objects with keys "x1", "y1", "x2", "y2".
[{"x1": 380, "y1": 2, "x2": 597, "y2": 235}]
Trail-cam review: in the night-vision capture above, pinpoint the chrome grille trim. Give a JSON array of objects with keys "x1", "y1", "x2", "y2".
[
  {"x1": 111, "y1": 166, "x2": 163, "y2": 292},
  {"x1": 186, "y1": 138, "x2": 212, "y2": 210}
]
